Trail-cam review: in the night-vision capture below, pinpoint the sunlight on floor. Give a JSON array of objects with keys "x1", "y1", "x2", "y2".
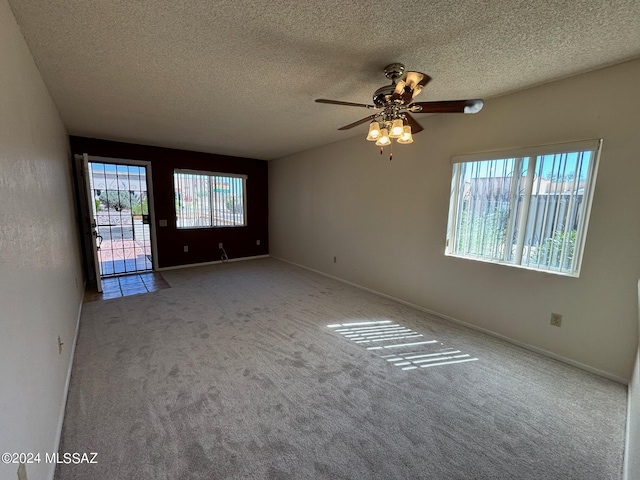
[{"x1": 328, "y1": 320, "x2": 478, "y2": 371}]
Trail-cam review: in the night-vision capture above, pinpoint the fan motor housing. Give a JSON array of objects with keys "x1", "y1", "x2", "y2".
[
  {"x1": 372, "y1": 63, "x2": 406, "y2": 106},
  {"x1": 372, "y1": 84, "x2": 395, "y2": 107}
]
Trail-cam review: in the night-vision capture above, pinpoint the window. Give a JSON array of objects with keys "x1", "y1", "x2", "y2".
[
  {"x1": 445, "y1": 140, "x2": 601, "y2": 277},
  {"x1": 174, "y1": 170, "x2": 246, "y2": 228}
]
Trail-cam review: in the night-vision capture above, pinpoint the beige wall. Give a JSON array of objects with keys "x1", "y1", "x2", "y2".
[
  {"x1": 270, "y1": 58, "x2": 640, "y2": 381},
  {"x1": 0, "y1": 1, "x2": 84, "y2": 479}
]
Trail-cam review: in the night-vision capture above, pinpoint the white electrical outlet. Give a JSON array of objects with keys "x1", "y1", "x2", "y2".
[
  {"x1": 256, "y1": 240, "x2": 260, "y2": 246},
  {"x1": 183, "y1": 245, "x2": 188, "y2": 252},
  {"x1": 550, "y1": 313, "x2": 562, "y2": 327},
  {"x1": 219, "y1": 243, "x2": 223, "y2": 249}
]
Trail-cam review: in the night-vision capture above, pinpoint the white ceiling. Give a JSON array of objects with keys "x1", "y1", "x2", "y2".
[{"x1": 8, "y1": 0, "x2": 640, "y2": 160}]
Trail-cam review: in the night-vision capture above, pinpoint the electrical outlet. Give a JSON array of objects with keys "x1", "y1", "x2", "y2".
[
  {"x1": 219, "y1": 243, "x2": 223, "y2": 249},
  {"x1": 183, "y1": 245, "x2": 188, "y2": 252},
  {"x1": 550, "y1": 313, "x2": 562, "y2": 327},
  {"x1": 256, "y1": 239, "x2": 260, "y2": 246}
]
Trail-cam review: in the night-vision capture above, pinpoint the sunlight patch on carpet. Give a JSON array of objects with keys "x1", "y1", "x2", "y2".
[{"x1": 328, "y1": 321, "x2": 478, "y2": 371}]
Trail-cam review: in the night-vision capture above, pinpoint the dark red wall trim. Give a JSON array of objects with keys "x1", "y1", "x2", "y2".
[{"x1": 70, "y1": 136, "x2": 268, "y2": 268}]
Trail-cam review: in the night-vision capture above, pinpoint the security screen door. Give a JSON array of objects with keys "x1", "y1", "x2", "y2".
[{"x1": 85, "y1": 158, "x2": 154, "y2": 278}]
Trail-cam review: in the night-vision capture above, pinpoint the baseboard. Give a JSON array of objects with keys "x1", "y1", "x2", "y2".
[
  {"x1": 158, "y1": 254, "x2": 270, "y2": 271},
  {"x1": 272, "y1": 256, "x2": 628, "y2": 385},
  {"x1": 49, "y1": 295, "x2": 84, "y2": 480}
]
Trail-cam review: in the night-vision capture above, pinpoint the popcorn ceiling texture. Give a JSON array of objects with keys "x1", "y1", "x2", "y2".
[{"x1": 7, "y1": 0, "x2": 640, "y2": 159}]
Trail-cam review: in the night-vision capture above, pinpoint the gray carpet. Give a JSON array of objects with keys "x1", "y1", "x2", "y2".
[{"x1": 56, "y1": 258, "x2": 627, "y2": 479}]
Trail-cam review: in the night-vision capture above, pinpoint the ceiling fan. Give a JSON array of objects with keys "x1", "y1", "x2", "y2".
[{"x1": 316, "y1": 63, "x2": 483, "y2": 149}]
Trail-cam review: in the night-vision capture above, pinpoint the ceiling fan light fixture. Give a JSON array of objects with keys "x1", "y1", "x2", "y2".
[
  {"x1": 316, "y1": 63, "x2": 483, "y2": 154},
  {"x1": 375, "y1": 128, "x2": 391, "y2": 146},
  {"x1": 397, "y1": 125, "x2": 413, "y2": 144},
  {"x1": 389, "y1": 119, "x2": 404, "y2": 138},
  {"x1": 366, "y1": 121, "x2": 381, "y2": 141}
]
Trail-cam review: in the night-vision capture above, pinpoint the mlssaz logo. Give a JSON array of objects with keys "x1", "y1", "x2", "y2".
[{"x1": 46, "y1": 452, "x2": 98, "y2": 464}]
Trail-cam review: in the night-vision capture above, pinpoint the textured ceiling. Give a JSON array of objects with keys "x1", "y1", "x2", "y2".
[{"x1": 7, "y1": 0, "x2": 640, "y2": 160}]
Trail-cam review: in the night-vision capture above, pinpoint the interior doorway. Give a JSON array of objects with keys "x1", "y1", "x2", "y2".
[{"x1": 85, "y1": 158, "x2": 156, "y2": 278}]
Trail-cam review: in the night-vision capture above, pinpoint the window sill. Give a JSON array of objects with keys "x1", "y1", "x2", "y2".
[{"x1": 444, "y1": 252, "x2": 580, "y2": 278}]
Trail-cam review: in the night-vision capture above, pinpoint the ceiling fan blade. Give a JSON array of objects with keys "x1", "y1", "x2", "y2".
[
  {"x1": 404, "y1": 113, "x2": 424, "y2": 134},
  {"x1": 409, "y1": 99, "x2": 484, "y2": 114},
  {"x1": 392, "y1": 71, "x2": 432, "y2": 103},
  {"x1": 338, "y1": 115, "x2": 376, "y2": 130},
  {"x1": 316, "y1": 99, "x2": 376, "y2": 109}
]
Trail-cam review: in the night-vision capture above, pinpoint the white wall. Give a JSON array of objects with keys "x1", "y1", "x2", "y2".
[
  {"x1": 0, "y1": 1, "x2": 84, "y2": 479},
  {"x1": 624, "y1": 281, "x2": 640, "y2": 479},
  {"x1": 270, "y1": 58, "x2": 640, "y2": 381}
]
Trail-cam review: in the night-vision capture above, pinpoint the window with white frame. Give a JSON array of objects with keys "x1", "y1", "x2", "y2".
[
  {"x1": 174, "y1": 170, "x2": 246, "y2": 228},
  {"x1": 445, "y1": 140, "x2": 601, "y2": 277}
]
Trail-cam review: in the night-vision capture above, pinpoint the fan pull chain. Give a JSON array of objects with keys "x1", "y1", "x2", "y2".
[{"x1": 378, "y1": 146, "x2": 394, "y2": 160}]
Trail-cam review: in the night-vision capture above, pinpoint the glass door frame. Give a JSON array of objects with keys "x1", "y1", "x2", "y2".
[
  {"x1": 85, "y1": 154, "x2": 159, "y2": 276},
  {"x1": 82, "y1": 153, "x2": 103, "y2": 292}
]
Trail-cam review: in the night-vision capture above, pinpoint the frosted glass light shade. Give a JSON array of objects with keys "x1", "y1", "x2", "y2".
[
  {"x1": 366, "y1": 122, "x2": 381, "y2": 141},
  {"x1": 397, "y1": 125, "x2": 413, "y2": 144},
  {"x1": 389, "y1": 119, "x2": 404, "y2": 138},
  {"x1": 375, "y1": 129, "x2": 391, "y2": 146}
]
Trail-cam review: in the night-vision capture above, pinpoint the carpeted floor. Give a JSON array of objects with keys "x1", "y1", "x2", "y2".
[{"x1": 56, "y1": 258, "x2": 627, "y2": 480}]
